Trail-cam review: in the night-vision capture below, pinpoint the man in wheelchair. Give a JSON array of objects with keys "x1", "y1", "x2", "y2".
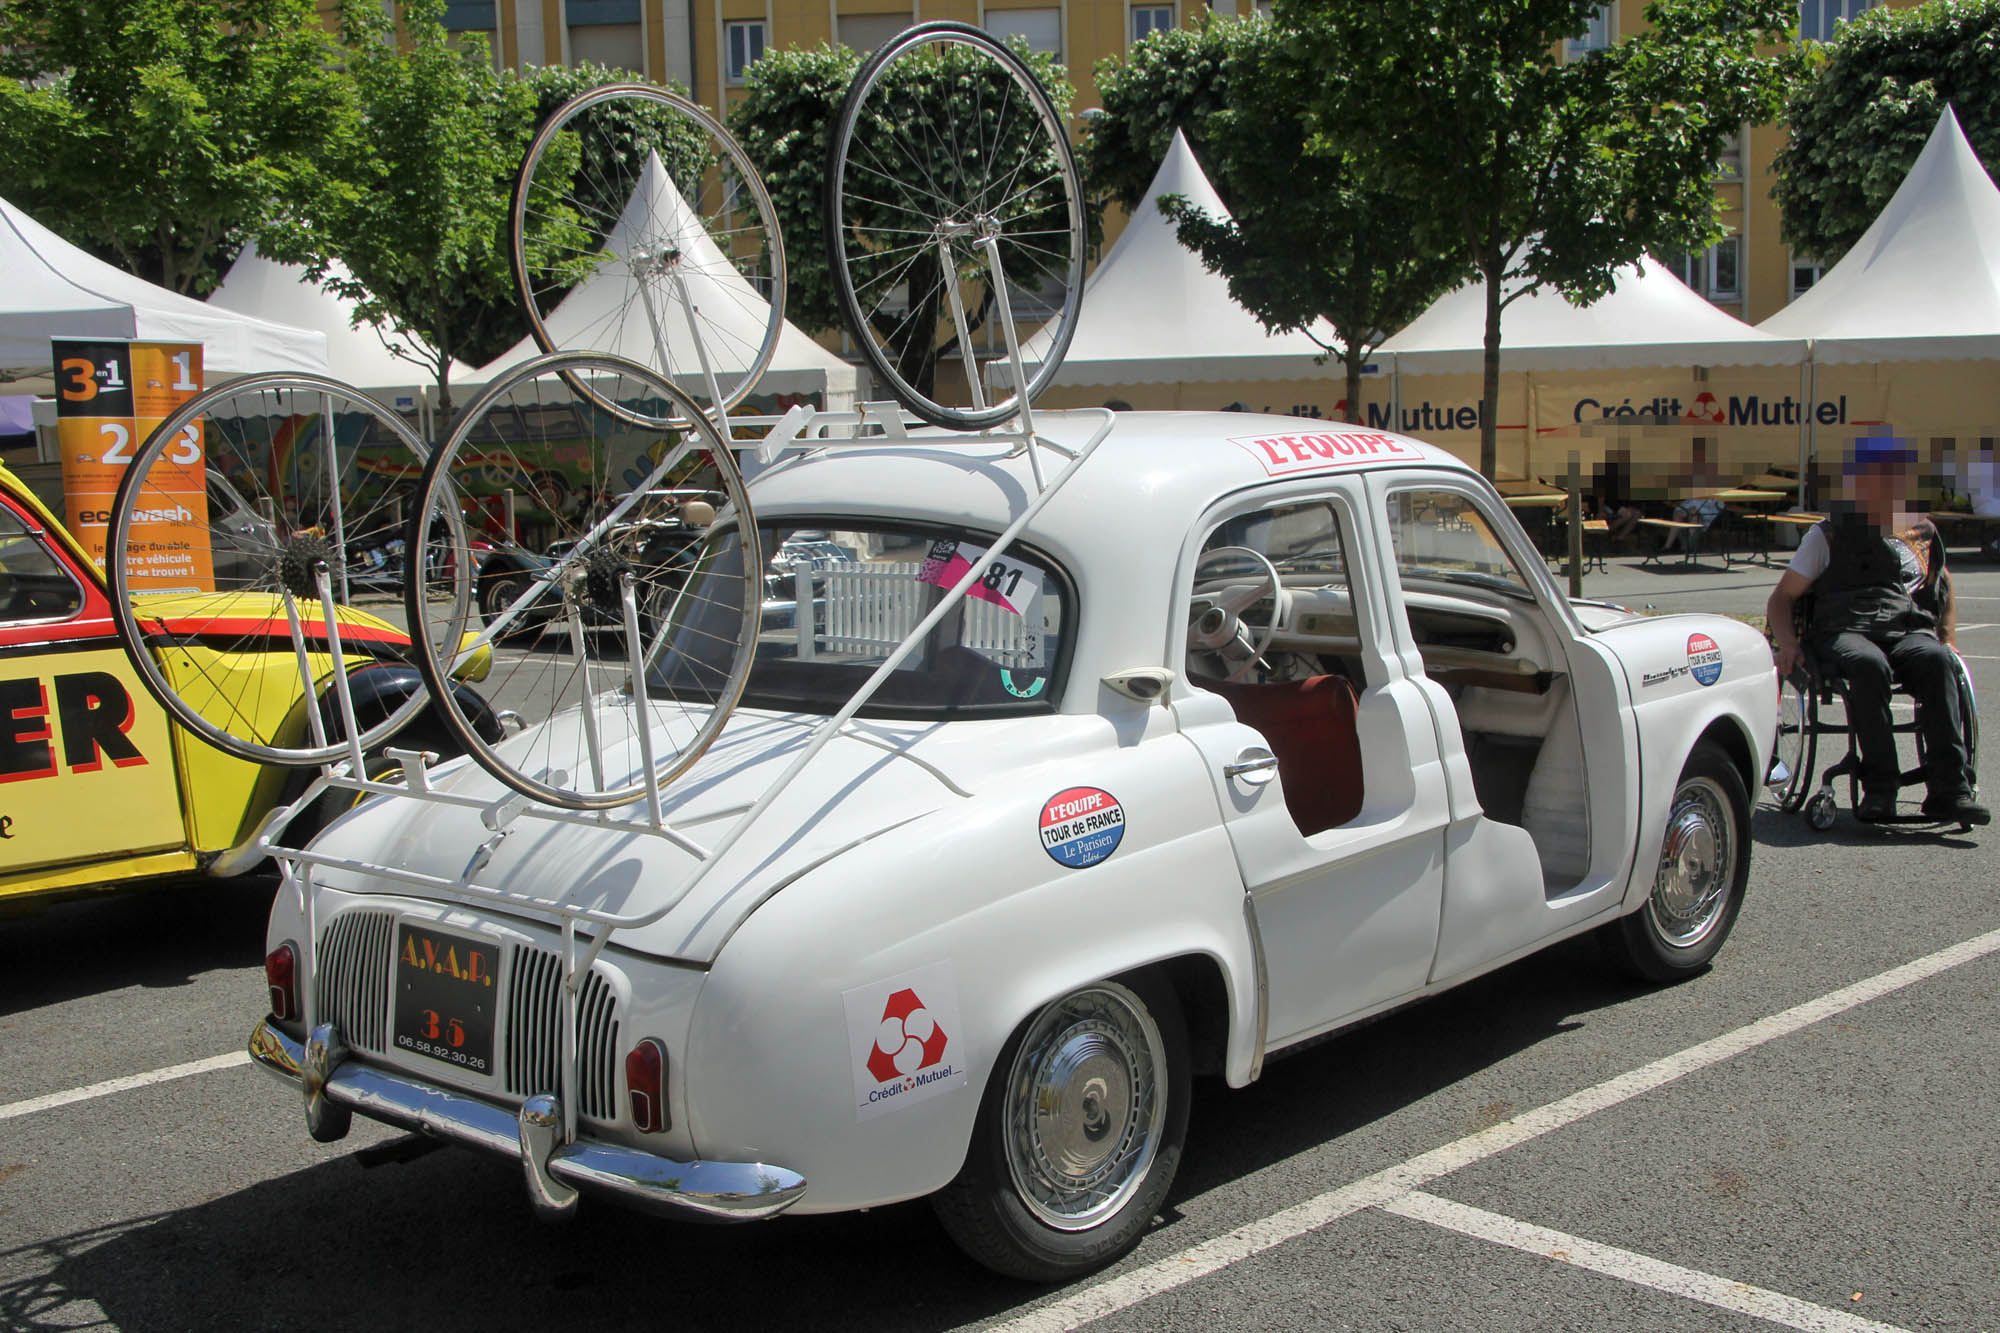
[{"x1": 1766, "y1": 436, "x2": 1986, "y2": 826}]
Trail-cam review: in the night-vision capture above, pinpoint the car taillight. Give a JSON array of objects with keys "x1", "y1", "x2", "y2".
[
  {"x1": 626, "y1": 1038, "x2": 669, "y2": 1133},
  {"x1": 266, "y1": 943, "x2": 299, "y2": 1022}
]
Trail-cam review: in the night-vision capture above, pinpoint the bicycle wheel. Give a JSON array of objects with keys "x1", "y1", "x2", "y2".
[
  {"x1": 105, "y1": 373, "x2": 469, "y2": 766},
  {"x1": 406, "y1": 352, "x2": 763, "y2": 810},
  {"x1": 826, "y1": 21, "x2": 1086, "y2": 430},
  {"x1": 512, "y1": 83, "x2": 785, "y2": 424}
]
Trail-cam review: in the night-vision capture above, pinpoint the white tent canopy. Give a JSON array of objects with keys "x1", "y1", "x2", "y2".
[
  {"x1": 1383, "y1": 251, "x2": 1806, "y2": 375},
  {"x1": 990, "y1": 129, "x2": 1349, "y2": 388},
  {"x1": 208, "y1": 241, "x2": 472, "y2": 393},
  {"x1": 0, "y1": 193, "x2": 327, "y2": 393},
  {"x1": 1758, "y1": 107, "x2": 2000, "y2": 362},
  {"x1": 478, "y1": 150, "x2": 858, "y2": 409}
]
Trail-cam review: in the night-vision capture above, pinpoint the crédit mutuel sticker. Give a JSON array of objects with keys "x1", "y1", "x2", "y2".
[
  {"x1": 843, "y1": 962, "x2": 968, "y2": 1121},
  {"x1": 1038, "y1": 786, "x2": 1125, "y2": 869}
]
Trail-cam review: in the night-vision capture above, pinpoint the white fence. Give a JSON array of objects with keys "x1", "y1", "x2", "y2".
[{"x1": 790, "y1": 561, "x2": 1042, "y2": 669}]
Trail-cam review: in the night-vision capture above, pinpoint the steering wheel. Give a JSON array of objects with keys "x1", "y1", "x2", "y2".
[{"x1": 1188, "y1": 545, "x2": 1288, "y2": 682}]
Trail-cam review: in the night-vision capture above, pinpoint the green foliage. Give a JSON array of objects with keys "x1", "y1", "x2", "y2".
[
  {"x1": 1091, "y1": 15, "x2": 1463, "y2": 421},
  {"x1": 728, "y1": 44, "x2": 865, "y2": 337},
  {"x1": 0, "y1": 0, "x2": 353, "y2": 295},
  {"x1": 264, "y1": 0, "x2": 541, "y2": 423},
  {"x1": 1775, "y1": 0, "x2": 2000, "y2": 264},
  {"x1": 1082, "y1": 16, "x2": 1254, "y2": 212},
  {"x1": 1283, "y1": 0, "x2": 1796, "y2": 474}
]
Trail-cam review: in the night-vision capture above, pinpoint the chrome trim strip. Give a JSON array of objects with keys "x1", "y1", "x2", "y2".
[
  {"x1": 1242, "y1": 891, "x2": 1270, "y2": 1084},
  {"x1": 248, "y1": 1019, "x2": 806, "y2": 1222}
]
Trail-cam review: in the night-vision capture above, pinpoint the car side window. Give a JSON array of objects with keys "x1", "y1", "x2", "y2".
[
  {"x1": 0, "y1": 506, "x2": 86, "y2": 625},
  {"x1": 1187, "y1": 499, "x2": 1360, "y2": 687}
]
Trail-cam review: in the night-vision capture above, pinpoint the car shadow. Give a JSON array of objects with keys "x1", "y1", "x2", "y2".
[
  {"x1": 0, "y1": 939, "x2": 1651, "y2": 1332},
  {"x1": 0, "y1": 874, "x2": 276, "y2": 1017}
]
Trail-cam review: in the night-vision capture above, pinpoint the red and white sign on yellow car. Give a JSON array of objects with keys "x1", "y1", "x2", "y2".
[{"x1": 249, "y1": 411, "x2": 1775, "y2": 1281}]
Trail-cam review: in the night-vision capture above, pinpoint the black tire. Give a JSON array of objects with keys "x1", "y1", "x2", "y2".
[
  {"x1": 1603, "y1": 740, "x2": 1750, "y2": 983},
  {"x1": 824, "y1": 21, "x2": 1086, "y2": 431},
  {"x1": 933, "y1": 973, "x2": 1188, "y2": 1282},
  {"x1": 478, "y1": 571, "x2": 542, "y2": 643}
]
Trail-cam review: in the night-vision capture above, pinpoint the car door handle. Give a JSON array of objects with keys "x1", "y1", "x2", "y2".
[{"x1": 1224, "y1": 748, "x2": 1280, "y2": 785}]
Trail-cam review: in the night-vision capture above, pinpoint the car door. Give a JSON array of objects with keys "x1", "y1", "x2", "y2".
[
  {"x1": 1170, "y1": 479, "x2": 1451, "y2": 1046},
  {"x1": 1363, "y1": 471, "x2": 1639, "y2": 984},
  {"x1": 0, "y1": 495, "x2": 186, "y2": 880}
]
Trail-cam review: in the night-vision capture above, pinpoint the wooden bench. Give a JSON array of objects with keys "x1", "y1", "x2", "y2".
[{"x1": 1638, "y1": 517, "x2": 1702, "y2": 566}]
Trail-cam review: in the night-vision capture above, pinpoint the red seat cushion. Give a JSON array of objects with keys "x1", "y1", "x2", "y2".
[{"x1": 1201, "y1": 674, "x2": 1365, "y2": 835}]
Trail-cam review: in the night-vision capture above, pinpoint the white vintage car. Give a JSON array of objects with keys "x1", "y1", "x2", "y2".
[{"x1": 249, "y1": 411, "x2": 1777, "y2": 1281}]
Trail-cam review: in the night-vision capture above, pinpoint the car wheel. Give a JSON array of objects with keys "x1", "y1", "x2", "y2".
[
  {"x1": 479, "y1": 573, "x2": 540, "y2": 643},
  {"x1": 933, "y1": 974, "x2": 1188, "y2": 1282},
  {"x1": 1604, "y1": 740, "x2": 1750, "y2": 983}
]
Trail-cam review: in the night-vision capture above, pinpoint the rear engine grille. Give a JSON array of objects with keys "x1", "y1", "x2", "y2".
[
  {"x1": 504, "y1": 946, "x2": 621, "y2": 1122},
  {"x1": 315, "y1": 910, "x2": 394, "y2": 1053}
]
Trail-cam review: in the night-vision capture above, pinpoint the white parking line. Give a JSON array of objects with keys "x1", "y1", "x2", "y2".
[
  {"x1": 1383, "y1": 1191, "x2": 1912, "y2": 1333},
  {"x1": 990, "y1": 923, "x2": 2000, "y2": 1333},
  {"x1": 0, "y1": 1051, "x2": 251, "y2": 1123}
]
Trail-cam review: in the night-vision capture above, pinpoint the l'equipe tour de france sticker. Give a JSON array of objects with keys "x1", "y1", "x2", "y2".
[
  {"x1": 844, "y1": 962, "x2": 967, "y2": 1121},
  {"x1": 1039, "y1": 787, "x2": 1125, "y2": 869},
  {"x1": 1687, "y1": 632, "x2": 1723, "y2": 686}
]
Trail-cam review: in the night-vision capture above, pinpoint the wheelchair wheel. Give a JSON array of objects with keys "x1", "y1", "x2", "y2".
[
  {"x1": 1771, "y1": 669, "x2": 1814, "y2": 812},
  {"x1": 1806, "y1": 791, "x2": 1837, "y2": 831}
]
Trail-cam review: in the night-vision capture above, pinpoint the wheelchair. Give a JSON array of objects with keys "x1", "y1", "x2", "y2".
[{"x1": 1769, "y1": 585, "x2": 1981, "y2": 831}]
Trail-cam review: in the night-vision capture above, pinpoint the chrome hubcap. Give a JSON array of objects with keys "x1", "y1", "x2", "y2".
[
  {"x1": 1004, "y1": 984, "x2": 1165, "y2": 1231},
  {"x1": 1652, "y1": 775, "x2": 1735, "y2": 947}
]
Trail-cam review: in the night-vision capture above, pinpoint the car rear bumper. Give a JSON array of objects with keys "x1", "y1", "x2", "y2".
[{"x1": 248, "y1": 1017, "x2": 805, "y2": 1223}]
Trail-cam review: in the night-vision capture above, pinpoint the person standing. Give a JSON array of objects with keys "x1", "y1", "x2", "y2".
[{"x1": 1767, "y1": 437, "x2": 1985, "y2": 825}]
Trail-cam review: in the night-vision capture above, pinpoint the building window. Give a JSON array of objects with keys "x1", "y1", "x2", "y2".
[
  {"x1": 1791, "y1": 255, "x2": 1825, "y2": 301},
  {"x1": 570, "y1": 22, "x2": 643, "y2": 71},
  {"x1": 1715, "y1": 126, "x2": 1744, "y2": 181},
  {"x1": 1131, "y1": 5, "x2": 1175, "y2": 44},
  {"x1": 838, "y1": 11, "x2": 912, "y2": 52},
  {"x1": 440, "y1": 0, "x2": 498, "y2": 30},
  {"x1": 1567, "y1": 3, "x2": 1615, "y2": 56},
  {"x1": 1664, "y1": 237, "x2": 1743, "y2": 303},
  {"x1": 1708, "y1": 236, "x2": 1742, "y2": 300},
  {"x1": 725, "y1": 20, "x2": 766, "y2": 84},
  {"x1": 1798, "y1": 0, "x2": 1874, "y2": 42},
  {"x1": 985, "y1": 7, "x2": 1062, "y2": 59}
]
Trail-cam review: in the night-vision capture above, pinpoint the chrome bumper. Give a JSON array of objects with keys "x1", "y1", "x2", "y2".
[{"x1": 248, "y1": 1018, "x2": 806, "y2": 1223}]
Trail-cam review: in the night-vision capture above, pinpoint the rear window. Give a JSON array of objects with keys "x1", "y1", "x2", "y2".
[{"x1": 657, "y1": 521, "x2": 1071, "y2": 717}]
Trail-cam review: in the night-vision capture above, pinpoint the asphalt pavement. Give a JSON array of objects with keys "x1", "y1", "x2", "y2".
[{"x1": 3, "y1": 552, "x2": 1998, "y2": 1332}]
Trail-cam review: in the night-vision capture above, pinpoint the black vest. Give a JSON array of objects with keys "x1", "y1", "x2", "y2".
[{"x1": 1811, "y1": 513, "x2": 1935, "y2": 641}]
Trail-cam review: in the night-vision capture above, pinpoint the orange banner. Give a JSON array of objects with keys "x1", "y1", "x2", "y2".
[{"x1": 52, "y1": 340, "x2": 213, "y2": 591}]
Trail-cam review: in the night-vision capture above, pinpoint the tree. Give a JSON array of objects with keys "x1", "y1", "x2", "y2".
[
  {"x1": 1081, "y1": 18, "x2": 1251, "y2": 212},
  {"x1": 1775, "y1": 0, "x2": 2000, "y2": 265},
  {"x1": 1089, "y1": 16, "x2": 1465, "y2": 423},
  {"x1": 1283, "y1": 0, "x2": 1796, "y2": 477},
  {"x1": 264, "y1": 0, "x2": 545, "y2": 431},
  {"x1": 730, "y1": 39, "x2": 1087, "y2": 400},
  {"x1": 0, "y1": 0, "x2": 353, "y2": 295}
]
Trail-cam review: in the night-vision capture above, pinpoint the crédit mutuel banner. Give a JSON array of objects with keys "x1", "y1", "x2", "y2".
[{"x1": 52, "y1": 339, "x2": 214, "y2": 591}]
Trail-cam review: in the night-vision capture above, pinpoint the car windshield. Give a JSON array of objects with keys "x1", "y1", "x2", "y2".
[
  {"x1": 1384, "y1": 490, "x2": 1534, "y2": 600},
  {"x1": 654, "y1": 521, "x2": 1070, "y2": 716}
]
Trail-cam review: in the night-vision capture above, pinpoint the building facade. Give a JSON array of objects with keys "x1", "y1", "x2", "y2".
[{"x1": 436, "y1": 0, "x2": 1914, "y2": 326}]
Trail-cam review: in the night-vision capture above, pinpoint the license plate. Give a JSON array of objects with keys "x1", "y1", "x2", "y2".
[{"x1": 392, "y1": 923, "x2": 498, "y2": 1075}]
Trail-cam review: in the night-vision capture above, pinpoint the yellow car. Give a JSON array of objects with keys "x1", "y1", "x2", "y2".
[{"x1": 0, "y1": 462, "x2": 496, "y2": 909}]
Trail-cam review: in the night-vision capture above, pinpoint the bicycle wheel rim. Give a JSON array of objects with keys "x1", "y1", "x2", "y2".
[
  {"x1": 826, "y1": 21, "x2": 1085, "y2": 430},
  {"x1": 511, "y1": 83, "x2": 786, "y2": 425},
  {"x1": 405, "y1": 351, "x2": 764, "y2": 810},
  {"x1": 105, "y1": 372, "x2": 463, "y2": 766}
]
